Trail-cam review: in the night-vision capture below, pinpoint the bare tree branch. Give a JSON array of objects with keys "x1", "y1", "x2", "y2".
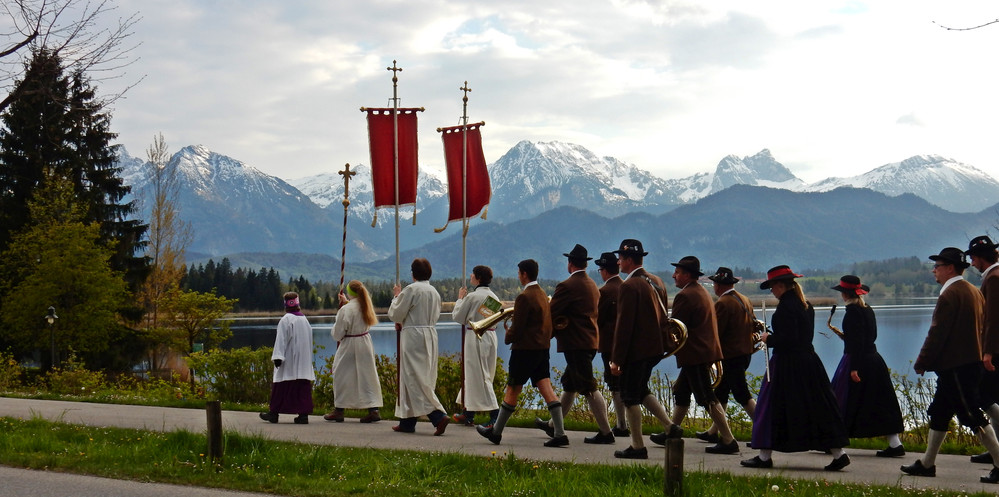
[{"x1": 933, "y1": 18, "x2": 999, "y2": 31}]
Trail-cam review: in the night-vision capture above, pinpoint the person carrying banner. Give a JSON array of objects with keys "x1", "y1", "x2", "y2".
[{"x1": 451, "y1": 265, "x2": 501, "y2": 427}]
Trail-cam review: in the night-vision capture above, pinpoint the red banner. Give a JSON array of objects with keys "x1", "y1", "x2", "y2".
[
  {"x1": 440, "y1": 123, "x2": 490, "y2": 223},
  {"x1": 364, "y1": 108, "x2": 421, "y2": 208}
]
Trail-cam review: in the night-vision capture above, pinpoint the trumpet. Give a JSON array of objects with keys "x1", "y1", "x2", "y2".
[
  {"x1": 662, "y1": 317, "x2": 688, "y2": 358},
  {"x1": 825, "y1": 304, "x2": 845, "y2": 339},
  {"x1": 469, "y1": 307, "x2": 514, "y2": 336},
  {"x1": 708, "y1": 360, "x2": 724, "y2": 389}
]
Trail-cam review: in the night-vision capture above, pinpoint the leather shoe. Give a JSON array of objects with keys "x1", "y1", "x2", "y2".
[
  {"x1": 612, "y1": 426, "x2": 631, "y2": 437},
  {"x1": 584, "y1": 431, "x2": 615, "y2": 444},
  {"x1": 452, "y1": 413, "x2": 474, "y2": 426},
  {"x1": 433, "y1": 416, "x2": 450, "y2": 436},
  {"x1": 392, "y1": 425, "x2": 415, "y2": 433},
  {"x1": 293, "y1": 414, "x2": 309, "y2": 424},
  {"x1": 476, "y1": 425, "x2": 502, "y2": 445},
  {"x1": 900, "y1": 459, "x2": 935, "y2": 477},
  {"x1": 323, "y1": 410, "x2": 344, "y2": 422},
  {"x1": 824, "y1": 454, "x2": 850, "y2": 471},
  {"x1": 534, "y1": 417, "x2": 555, "y2": 438},
  {"x1": 650, "y1": 424, "x2": 683, "y2": 445},
  {"x1": 740, "y1": 455, "x2": 773, "y2": 468},
  {"x1": 359, "y1": 411, "x2": 381, "y2": 423},
  {"x1": 875, "y1": 445, "x2": 905, "y2": 458},
  {"x1": 614, "y1": 446, "x2": 648, "y2": 459},
  {"x1": 696, "y1": 430, "x2": 720, "y2": 443},
  {"x1": 981, "y1": 466, "x2": 999, "y2": 484},
  {"x1": 972, "y1": 451, "x2": 994, "y2": 464},
  {"x1": 544, "y1": 435, "x2": 570, "y2": 447},
  {"x1": 705, "y1": 439, "x2": 740, "y2": 455},
  {"x1": 259, "y1": 412, "x2": 278, "y2": 423}
]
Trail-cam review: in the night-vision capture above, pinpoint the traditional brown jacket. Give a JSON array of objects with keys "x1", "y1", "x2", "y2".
[
  {"x1": 597, "y1": 275, "x2": 622, "y2": 355},
  {"x1": 671, "y1": 281, "x2": 723, "y2": 367},
  {"x1": 612, "y1": 267, "x2": 667, "y2": 366},
  {"x1": 981, "y1": 265, "x2": 999, "y2": 355},
  {"x1": 915, "y1": 278, "x2": 984, "y2": 372},
  {"x1": 506, "y1": 283, "x2": 553, "y2": 350},
  {"x1": 550, "y1": 270, "x2": 600, "y2": 352},
  {"x1": 715, "y1": 289, "x2": 757, "y2": 359}
]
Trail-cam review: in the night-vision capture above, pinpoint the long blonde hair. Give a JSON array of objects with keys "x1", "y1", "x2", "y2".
[{"x1": 347, "y1": 280, "x2": 377, "y2": 326}]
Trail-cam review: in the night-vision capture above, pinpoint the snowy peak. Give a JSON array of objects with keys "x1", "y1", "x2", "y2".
[{"x1": 711, "y1": 149, "x2": 802, "y2": 193}]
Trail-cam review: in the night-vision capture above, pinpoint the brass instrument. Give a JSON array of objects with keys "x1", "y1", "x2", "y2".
[
  {"x1": 761, "y1": 301, "x2": 771, "y2": 382},
  {"x1": 825, "y1": 304, "x2": 845, "y2": 340},
  {"x1": 708, "y1": 360, "x2": 724, "y2": 389},
  {"x1": 553, "y1": 316, "x2": 569, "y2": 330},
  {"x1": 662, "y1": 317, "x2": 688, "y2": 358},
  {"x1": 751, "y1": 318, "x2": 769, "y2": 352},
  {"x1": 469, "y1": 307, "x2": 514, "y2": 336}
]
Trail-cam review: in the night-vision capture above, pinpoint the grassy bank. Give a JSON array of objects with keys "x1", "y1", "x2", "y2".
[{"x1": 0, "y1": 416, "x2": 991, "y2": 497}]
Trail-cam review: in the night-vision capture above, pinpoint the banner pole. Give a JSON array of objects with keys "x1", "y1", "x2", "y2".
[{"x1": 337, "y1": 163, "x2": 356, "y2": 293}]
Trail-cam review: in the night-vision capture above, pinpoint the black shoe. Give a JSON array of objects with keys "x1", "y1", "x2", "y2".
[
  {"x1": 259, "y1": 412, "x2": 278, "y2": 423},
  {"x1": 433, "y1": 416, "x2": 450, "y2": 436},
  {"x1": 650, "y1": 424, "x2": 683, "y2": 446},
  {"x1": 981, "y1": 466, "x2": 999, "y2": 484},
  {"x1": 391, "y1": 425, "x2": 415, "y2": 433},
  {"x1": 740, "y1": 455, "x2": 773, "y2": 468},
  {"x1": 293, "y1": 414, "x2": 309, "y2": 424},
  {"x1": 825, "y1": 454, "x2": 850, "y2": 471},
  {"x1": 972, "y1": 451, "x2": 994, "y2": 464},
  {"x1": 544, "y1": 435, "x2": 570, "y2": 447},
  {"x1": 900, "y1": 459, "x2": 936, "y2": 477},
  {"x1": 876, "y1": 445, "x2": 905, "y2": 458},
  {"x1": 584, "y1": 431, "x2": 615, "y2": 444},
  {"x1": 614, "y1": 446, "x2": 649, "y2": 459},
  {"x1": 534, "y1": 417, "x2": 555, "y2": 438},
  {"x1": 696, "y1": 430, "x2": 720, "y2": 443},
  {"x1": 476, "y1": 424, "x2": 502, "y2": 445},
  {"x1": 612, "y1": 426, "x2": 631, "y2": 437},
  {"x1": 705, "y1": 439, "x2": 740, "y2": 454}
]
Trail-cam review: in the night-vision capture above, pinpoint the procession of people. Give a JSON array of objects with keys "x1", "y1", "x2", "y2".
[{"x1": 260, "y1": 236, "x2": 999, "y2": 485}]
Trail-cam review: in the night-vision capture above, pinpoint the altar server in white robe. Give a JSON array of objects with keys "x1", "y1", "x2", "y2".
[
  {"x1": 451, "y1": 265, "x2": 501, "y2": 427},
  {"x1": 260, "y1": 292, "x2": 315, "y2": 424},
  {"x1": 324, "y1": 280, "x2": 383, "y2": 423},
  {"x1": 387, "y1": 257, "x2": 450, "y2": 434}
]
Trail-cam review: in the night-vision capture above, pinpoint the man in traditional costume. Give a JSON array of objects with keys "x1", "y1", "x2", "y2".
[
  {"x1": 901, "y1": 247, "x2": 999, "y2": 483},
  {"x1": 537, "y1": 244, "x2": 614, "y2": 444},
  {"x1": 260, "y1": 292, "x2": 315, "y2": 424},
  {"x1": 388, "y1": 258, "x2": 450, "y2": 435},
  {"x1": 451, "y1": 265, "x2": 501, "y2": 427},
  {"x1": 477, "y1": 259, "x2": 568, "y2": 447},
  {"x1": 967, "y1": 236, "x2": 999, "y2": 465},
  {"x1": 595, "y1": 251, "x2": 630, "y2": 437}
]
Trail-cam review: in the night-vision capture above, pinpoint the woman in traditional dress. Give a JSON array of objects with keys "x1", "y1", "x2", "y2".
[
  {"x1": 450, "y1": 265, "x2": 501, "y2": 427},
  {"x1": 324, "y1": 280, "x2": 383, "y2": 423},
  {"x1": 741, "y1": 266, "x2": 850, "y2": 471},
  {"x1": 260, "y1": 291, "x2": 315, "y2": 424},
  {"x1": 828, "y1": 275, "x2": 906, "y2": 457}
]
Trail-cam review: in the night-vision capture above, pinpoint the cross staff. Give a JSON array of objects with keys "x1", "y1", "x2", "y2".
[{"x1": 338, "y1": 163, "x2": 356, "y2": 293}]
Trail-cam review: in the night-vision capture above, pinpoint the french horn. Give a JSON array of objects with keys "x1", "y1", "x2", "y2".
[
  {"x1": 751, "y1": 318, "x2": 769, "y2": 352},
  {"x1": 469, "y1": 307, "x2": 514, "y2": 336},
  {"x1": 708, "y1": 360, "x2": 724, "y2": 389},
  {"x1": 662, "y1": 317, "x2": 688, "y2": 358}
]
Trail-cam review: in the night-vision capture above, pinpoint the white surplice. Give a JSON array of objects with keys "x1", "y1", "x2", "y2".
[
  {"x1": 271, "y1": 313, "x2": 316, "y2": 383},
  {"x1": 331, "y1": 299, "x2": 382, "y2": 409},
  {"x1": 451, "y1": 286, "x2": 500, "y2": 411},
  {"x1": 387, "y1": 280, "x2": 445, "y2": 418}
]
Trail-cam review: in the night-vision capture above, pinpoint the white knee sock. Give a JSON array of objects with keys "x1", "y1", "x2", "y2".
[{"x1": 923, "y1": 429, "x2": 947, "y2": 467}]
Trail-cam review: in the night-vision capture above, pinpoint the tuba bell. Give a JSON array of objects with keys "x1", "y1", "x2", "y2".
[
  {"x1": 708, "y1": 360, "x2": 724, "y2": 389},
  {"x1": 469, "y1": 307, "x2": 514, "y2": 336},
  {"x1": 662, "y1": 317, "x2": 688, "y2": 358}
]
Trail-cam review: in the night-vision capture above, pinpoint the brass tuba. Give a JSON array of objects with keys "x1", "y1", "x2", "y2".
[
  {"x1": 708, "y1": 360, "x2": 724, "y2": 389},
  {"x1": 469, "y1": 307, "x2": 514, "y2": 336},
  {"x1": 662, "y1": 317, "x2": 688, "y2": 358}
]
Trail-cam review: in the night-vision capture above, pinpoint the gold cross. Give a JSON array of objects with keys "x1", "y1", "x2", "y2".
[
  {"x1": 339, "y1": 163, "x2": 357, "y2": 199},
  {"x1": 387, "y1": 60, "x2": 403, "y2": 82},
  {"x1": 460, "y1": 81, "x2": 472, "y2": 103}
]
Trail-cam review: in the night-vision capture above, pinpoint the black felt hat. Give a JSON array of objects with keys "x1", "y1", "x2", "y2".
[
  {"x1": 831, "y1": 275, "x2": 869, "y2": 296},
  {"x1": 563, "y1": 243, "x2": 592, "y2": 261},
  {"x1": 613, "y1": 239, "x2": 648, "y2": 256},
  {"x1": 966, "y1": 236, "x2": 999, "y2": 258},
  {"x1": 594, "y1": 252, "x2": 618, "y2": 269},
  {"x1": 929, "y1": 247, "x2": 970, "y2": 270},
  {"x1": 707, "y1": 267, "x2": 739, "y2": 285},
  {"x1": 760, "y1": 265, "x2": 803, "y2": 290},
  {"x1": 670, "y1": 256, "x2": 704, "y2": 277}
]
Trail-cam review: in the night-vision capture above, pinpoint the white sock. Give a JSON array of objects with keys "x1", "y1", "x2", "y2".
[
  {"x1": 923, "y1": 429, "x2": 947, "y2": 467},
  {"x1": 830, "y1": 447, "x2": 845, "y2": 458},
  {"x1": 887, "y1": 433, "x2": 902, "y2": 447},
  {"x1": 758, "y1": 449, "x2": 772, "y2": 461}
]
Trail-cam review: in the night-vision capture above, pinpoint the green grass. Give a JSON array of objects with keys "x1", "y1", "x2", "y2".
[{"x1": 0, "y1": 416, "x2": 992, "y2": 497}]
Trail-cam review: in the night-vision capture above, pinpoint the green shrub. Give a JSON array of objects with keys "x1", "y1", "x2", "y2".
[
  {"x1": 186, "y1": 347, "x2": 272, "y2": 404},
  {"x1": 0, "y1": 350, "x2": 22, "y2": 391},
  {"x1": 43, "y1": 353, "x2": 105, "y2": 395}
]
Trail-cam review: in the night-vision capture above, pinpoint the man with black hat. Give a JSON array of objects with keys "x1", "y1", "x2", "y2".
[
  {"x1": 655, "y1": 256, "x2": 739, "y2": 455},
  {"x1": 536, "y1": 244, "x2": 614, "y2": 444},
  {"x1": 697, "y1": 267, "x2": 757, "y2": 445},
  {"x1": 608, "y1": 239, "x2": 682, "y2": 459},
  {"x1": 901, "y1": 247, "x2": 999, "y2": 484},
  {"x1": 967, "y1": 236, "x2": 999, "y2": 465},
  {"x1": 595, "y1": 251, "x2": 630, "y2": 437}
]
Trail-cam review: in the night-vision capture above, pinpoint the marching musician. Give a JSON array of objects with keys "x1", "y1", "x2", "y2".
[
  {"x1": 476, "y1": 259, "x2": 568, "y2": 447},
  {"x1": 901, "y1": 248, "x2": 999, "y2": 483},
  {"x1": 387, "y1": 258, "x2": 450, "y2": 435},
  {"x1": 536, "y1": 244, "x2": 614, "y2": 445},
  {"x1": 450, "y1": 265, "x2": 501, "y2": 427},
  {"x1": 741, "y1": 265, "x2": 850, "y2": 471},
  {"x1": 595, "y1": 251, "x2": 630, "y2": 437},
  {"x1": 656, "y1": 256, "x2": 738, "y2": 455},
  {"x1": 966, "y1": 236, "x2": 999, "y2": 466},
  {"x1": 696, "y1": 267, "x2": 757, "y2": 447},
  {"x1": 609, "y1": 239, "x2": 681, "y2": 459}
]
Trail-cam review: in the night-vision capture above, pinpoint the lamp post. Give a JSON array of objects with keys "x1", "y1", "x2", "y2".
[{"x1": 45, "y1": 306, "x2": 58, "y2": 368}]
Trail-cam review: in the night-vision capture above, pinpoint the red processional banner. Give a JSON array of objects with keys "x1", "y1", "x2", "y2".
[
  {"x1": 364, "y1": 108, "x2": 421, "y2": 208},
  {"x1": 439, "y1": 122, "x2": 490, "y2": 223}
]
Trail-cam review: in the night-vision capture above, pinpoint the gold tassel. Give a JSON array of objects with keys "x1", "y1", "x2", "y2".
[
  {"x1": 412, "y1": 206, "x2": 417, "y2": 225},
  {"x1": 434, "y1": 221, "x2": 448, "y2": 233},
  {"x1": 480, "y1": 206, "x2": 488, "y2": 220},
  {"x1": 371, "y1": 211, "x2": 378, "y2": 227}
]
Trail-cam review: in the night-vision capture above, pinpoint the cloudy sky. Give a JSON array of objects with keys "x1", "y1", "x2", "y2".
[{"x1": 93, "y1": 0, "x2": 998, "y2": 183}]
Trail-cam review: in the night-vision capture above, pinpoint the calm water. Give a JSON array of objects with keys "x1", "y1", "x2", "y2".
[{"x1": 224, "y1": 303, "x2": 935, "y2": 379}]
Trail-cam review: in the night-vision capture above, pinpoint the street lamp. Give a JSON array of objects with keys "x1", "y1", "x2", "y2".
[{"x1": 45, "y1": 306, "x2": 58, "y2": 368}]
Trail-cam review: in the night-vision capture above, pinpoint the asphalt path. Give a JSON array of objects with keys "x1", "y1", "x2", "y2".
[{"x1": 2, "y1": 397, "x2": 998, "y2": 495}]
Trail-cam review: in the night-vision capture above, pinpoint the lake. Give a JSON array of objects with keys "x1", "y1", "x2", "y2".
[{"x1": 223, "y1": 302, "x2": 935, "y2": 380}]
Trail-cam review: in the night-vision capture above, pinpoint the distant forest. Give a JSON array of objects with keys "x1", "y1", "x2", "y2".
[{"x1": 183, "y1": 255, "x2": 958, "y2": 313}]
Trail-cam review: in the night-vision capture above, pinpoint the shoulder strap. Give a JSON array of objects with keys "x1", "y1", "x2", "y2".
[{"x1": 640, "y1": 275, "x2": 669, "y2": 315}]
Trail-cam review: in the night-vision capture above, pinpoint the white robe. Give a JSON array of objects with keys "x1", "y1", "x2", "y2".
[
  {"x1": 271, "y1": 313, "x2": 316, "y2": 383},
  {"x1": 451, "y1": 286, "x2": 500, "y2": 411},
  {"x1": 387, "y1": 280, "x2": 445, "y2": 418},
  {"x1": 331, "y1": 299, "x2": 382, "y2": 409}
]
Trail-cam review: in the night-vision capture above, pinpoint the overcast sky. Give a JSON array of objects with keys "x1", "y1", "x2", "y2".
[{"x1": 93, "y1": 0, "x2": 998, "y2": 183}]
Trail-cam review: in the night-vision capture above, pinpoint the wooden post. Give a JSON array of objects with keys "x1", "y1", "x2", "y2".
[
  {"x1": 206, "y1": 400, "x2": 223, "y2": 463},
  {"x1": 664, "y1": 438, "x2": 684, "y2": 497}
]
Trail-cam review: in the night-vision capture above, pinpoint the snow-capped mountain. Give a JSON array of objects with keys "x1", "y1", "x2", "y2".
[{"x1": 806, "y1": 155, "x2": 999, "y2": 213}]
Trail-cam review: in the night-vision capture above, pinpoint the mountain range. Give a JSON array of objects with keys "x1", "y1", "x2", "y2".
[{"x1": 118, "y1": 142, "x2": 999, "y2": 281}]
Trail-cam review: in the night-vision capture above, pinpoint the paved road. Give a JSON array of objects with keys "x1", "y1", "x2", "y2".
[{"x1": 2, "y1": 397, "x2": 998, "y2": 495}]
